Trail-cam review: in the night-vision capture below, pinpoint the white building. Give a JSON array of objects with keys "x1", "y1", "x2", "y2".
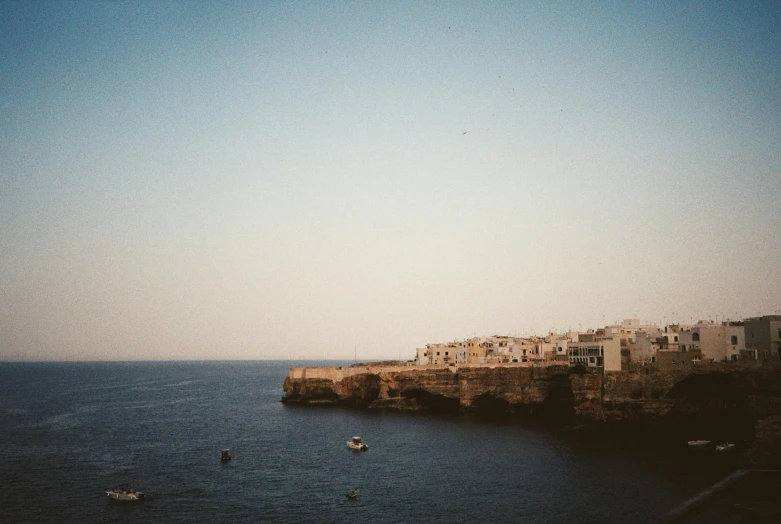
[
  {"x1": 416, "y1": 346, "x2": 430, "y2": 365},
  {"x1": 416, "y1": 343, "x2": 466, "y2": 365},
  {"x1": 539, "y1": 332, "x2": 575, "y2": 362},
  {"x1": 678, "y1": 322, "x2": 745, "y2": 362},
  {"x1": 632, "y1": 331, "x2": 660, "y2": 363},
  {"x1": 567, "y1": 338, "x2": 621, "y2": 371},
  {"x1": 603, "y1": 319, "x2": 659, "y2": 343}
]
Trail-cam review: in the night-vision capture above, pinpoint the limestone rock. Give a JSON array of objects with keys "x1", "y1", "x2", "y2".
[{"x1": 282, "y1": 362, "x2": 781, "y2": 466}]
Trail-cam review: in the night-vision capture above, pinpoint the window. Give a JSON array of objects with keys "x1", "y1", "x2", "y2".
[
  {"x1": 692, "y1": 332, "x2": 700, "y2": 342},
  {"x1": 731, "y1": 336, "x2": 738, "y2": 345},
  {"x1": 674, "y1": 336, "x2": 678, "y2": 342}
]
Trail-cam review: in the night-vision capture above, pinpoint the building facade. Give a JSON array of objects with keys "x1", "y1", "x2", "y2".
[
  {"x1": 678, "y1": 322, "x2": 745, "y2": 362},
  {"x1": 567, "y1": 338, "x2": 621, "y2": 371},
  {"x1": 744, "y1": 316, "x2": 781, "y2": 360}
]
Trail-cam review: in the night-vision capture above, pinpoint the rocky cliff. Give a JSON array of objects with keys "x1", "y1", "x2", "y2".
[{"x1": 282, "y1": 362, "x2": 781, "y2": 467}]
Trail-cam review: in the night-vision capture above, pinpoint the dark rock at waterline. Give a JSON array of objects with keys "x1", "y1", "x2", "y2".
[{"x1": 282, "y1": 362, "x2": 781, "y2": 467}]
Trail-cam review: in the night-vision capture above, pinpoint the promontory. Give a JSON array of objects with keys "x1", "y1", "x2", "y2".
[{"x1": 282, "y1": 361, "x2": 781, "y2": 468}]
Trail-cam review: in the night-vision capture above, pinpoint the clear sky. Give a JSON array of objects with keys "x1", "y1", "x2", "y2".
[{"x1": 1, "y1": 1, "x2": 779, "y2": 361}]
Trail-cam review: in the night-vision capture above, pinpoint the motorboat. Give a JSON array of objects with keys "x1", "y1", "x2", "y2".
[
  {"x1": 221, "y1": 449, "x2": 232, "y2": 462},
  {"x1": 716, "y1": 442, "x2": 735, "y2": 452},
  {"x1": 347, "y1": 436, "x2": 368, "y2": 451},
  {"x1": 106, "y1": 488, "x2": 144, "y2": 501},
  {"x1": 687, "y1": 440, "x2": 711, "y2": 447}
]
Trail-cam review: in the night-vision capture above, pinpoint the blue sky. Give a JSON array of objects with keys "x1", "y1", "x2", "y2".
[{"x1": 1, "y1": 1, "x2": 779, "y2": 360}]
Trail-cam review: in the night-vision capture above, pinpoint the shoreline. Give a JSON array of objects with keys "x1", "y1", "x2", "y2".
[{"x1": 283, "y1": 361, "x2": 781, "y2": 468}]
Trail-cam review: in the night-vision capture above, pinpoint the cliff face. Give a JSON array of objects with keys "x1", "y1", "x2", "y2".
[{"x1": 282, "y1": 363, "x2": 781, "y2": 466}]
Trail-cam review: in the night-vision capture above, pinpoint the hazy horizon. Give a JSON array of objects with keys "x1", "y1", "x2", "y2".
[{"x1": 2, "y1": 1, "x2": 779, "y2": 362}]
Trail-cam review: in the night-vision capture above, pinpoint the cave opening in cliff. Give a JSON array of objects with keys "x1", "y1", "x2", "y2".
[
  {"x1": 471, "y1": 393, "x2": 511, "y2": 415},
  {"x1": 400, "y1": 389, "x2": 460, "y2": 412},
  {"x1": 532, "y1": 375, "x2": 577, "y2": 424},
  {"x1": 664, "y1": 372, "x2": 755, "y2": 442}
]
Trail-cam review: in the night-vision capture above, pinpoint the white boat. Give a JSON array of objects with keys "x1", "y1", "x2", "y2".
[
  {"x1": 106, "y1": 488, "x2": 144, "y2": 501},
  {"x1": 687, "y1": 440, "x2": 711, "y2": 447},
  {"x1": 347, "y1": 436, "x2": 368, "y2": 451},
  {"x1": 716, "y1": 442, "x2": 735, "y2": 452}
]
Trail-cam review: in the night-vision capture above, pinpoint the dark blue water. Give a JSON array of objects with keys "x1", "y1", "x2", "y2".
[{"x1": 0, "y1": 361, "x2": 735, "y2": 523}]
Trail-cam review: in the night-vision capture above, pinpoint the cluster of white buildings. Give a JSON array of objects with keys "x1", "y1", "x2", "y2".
[{"x1": 415, "y1": 315, "x2": 781, "y2": 372}]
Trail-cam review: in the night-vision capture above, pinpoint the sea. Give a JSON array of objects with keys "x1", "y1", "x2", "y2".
[{"x1": 0, "y1": 361, "x2": 738, "y2": 523}]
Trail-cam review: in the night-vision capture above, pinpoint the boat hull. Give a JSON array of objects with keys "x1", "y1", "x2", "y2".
[{"x1": 106, "y1": 490, "x2": 144, "y2": 501}]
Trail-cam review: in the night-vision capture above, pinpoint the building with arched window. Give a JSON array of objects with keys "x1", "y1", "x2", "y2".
[{"x1": 678, "y1": 321, "x2": 745, "y2": 361}]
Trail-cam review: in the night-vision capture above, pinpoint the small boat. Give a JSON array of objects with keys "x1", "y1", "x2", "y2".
[
  {"x1": 347, "y1": 436, "x2": 368, "y2": 451},
  {"x1": 687, "y1": 440, "x2": 711, "y2": 447},
  {"x1": 716, "y1": 442, "x2": 735, "y2": 452},
  {"x1": 347, "y1": 489, "x2": 357, "y2": 500},
  {"x1": 106, "y1": 488, "x2": 144, "y2": 501},
  {"x1": 220, "y1": 449, "x2": 232, "y2": 462}
]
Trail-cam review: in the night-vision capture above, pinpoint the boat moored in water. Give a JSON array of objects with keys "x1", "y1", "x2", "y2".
[
  {"x1": 347, "y1": 436, "x2": 368, "y2": 451},
  {"x1": 106, "y1": 488, "x2": 144, "y2": 501},
  {"x1": 687, "y1": 440, "x2": 711, "y2": 447},
  {"x1": 715, "y1": 442, "x2": 735, "y2": 452},
  {"x1": 221, "y1": 449, "x2": 232, "y2": 462}
]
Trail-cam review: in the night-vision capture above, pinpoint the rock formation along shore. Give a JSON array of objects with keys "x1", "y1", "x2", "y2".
[{"x1": 282, "y1": 362, "x2": 781, "y2": 467}]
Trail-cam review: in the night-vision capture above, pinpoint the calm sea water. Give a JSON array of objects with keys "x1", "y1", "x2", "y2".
[{"x1": 0, "y1": 361, "x2": 736, "y2": 523}]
